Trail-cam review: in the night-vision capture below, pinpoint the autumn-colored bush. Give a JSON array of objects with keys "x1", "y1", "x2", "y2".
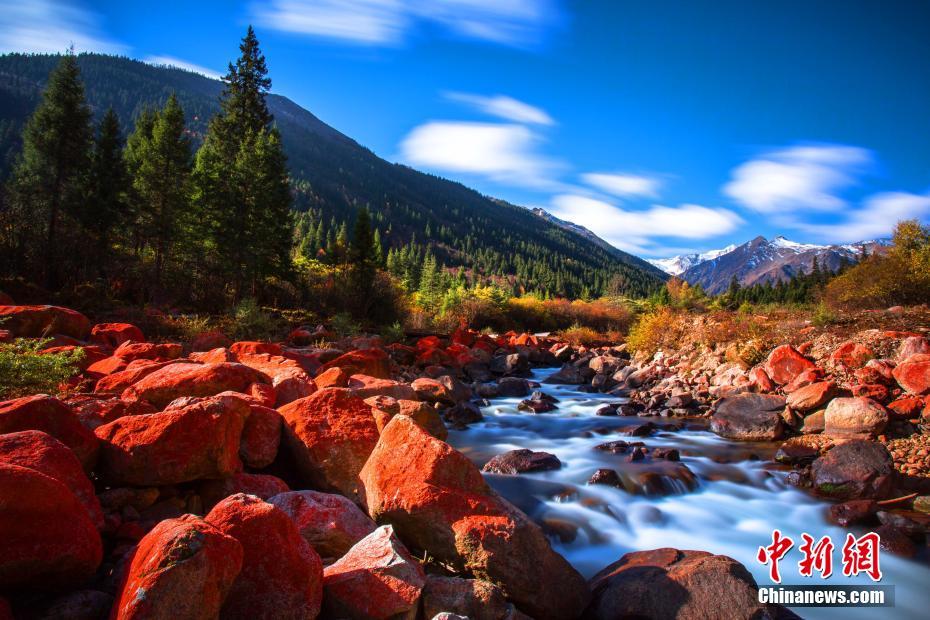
[
  {"x1": 625, "y1": 307, "x2": 688, "y2": 356},
  {"x1": 824, "y1": 219, "x2": 930, "y2": 308},
  {"x1": 559, "y1": 325, "x2": 603, "y2": 346},
  {"x1": 503, "y1": 295, "x2": 632, "y2": 333}
]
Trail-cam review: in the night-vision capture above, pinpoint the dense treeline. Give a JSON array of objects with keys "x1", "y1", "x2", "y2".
[
  {"x1": 0, "y1": 30, "x2": 292, "y2": 310},
  {"x1": 0, "y1": 51, "x2": 666, "y2": 303}
]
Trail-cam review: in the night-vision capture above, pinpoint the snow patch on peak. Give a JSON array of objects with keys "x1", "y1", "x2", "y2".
[
  {"x1": 647, "y1": 244, "x2": 739, "y2": 275},
  {"x1": 769, "y1": 236, "x2": 826, "y2": 252}
]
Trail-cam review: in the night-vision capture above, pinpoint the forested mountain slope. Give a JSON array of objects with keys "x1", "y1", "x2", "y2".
[{"x1": 0, "y1": 53, "x2": 665, "y2": 298}]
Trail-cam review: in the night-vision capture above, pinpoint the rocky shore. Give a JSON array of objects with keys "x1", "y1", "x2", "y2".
[{"x1": 4, "y1": 301, "x2": 925, "y2": 618}]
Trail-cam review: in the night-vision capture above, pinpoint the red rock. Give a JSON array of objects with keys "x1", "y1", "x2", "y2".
[
  {"x1": 0, "y1": 431, "x2": 103, "y2": 528},
  {"x1": 893, "y1": 354, "x2": 930, "y2": 395},
  {"x1": 348, "y1": 374, "x2": 417, "y2": 400},
  {"x1": 40, "y1": 344, "x2": 109, "y2": 370},
  {"x1": 286, "y1": 328, "x2": 314, "y2": 347},
  {"x1": 361, "y1": 415, "x2": 589, "y2": 619},
  {"x1": 235, "y1": 352, "x2": 315, "y2": 406},
  {"x1": 121, "y1": 362, "x2": 270, "y2": 408},
  {"x1": 765, "y1": 345, "x2": 816, "y2": 385},
  {"x1": 240, "y1": 403, "x2": 282, "y2": 469},
  {"x1": 113, "y1": 341, "x2": 183, "y2": 362},
  {"x1": 416, "y1": 336, "x2": 443, "y2": 351},
  {"x1": 786, "y1": 381, "x2": 838, "y2": 412},
  {"x1": 191, "y1": 329, "x2": 232, "y2": 352},
  {"x1": 0, "y1": 463, "x2": 102, "y2": 589},
  {"x1": 314, "y1": 366, "x2": 349, "y2": 389},
  {"x1": 206, "y1": 494, "x2": 323, "y2": 620},
  {"x1": 451, "y1": 328, "x2": 477, "y2": 347},
  {"x1": 888, "y1": 396, "x2": 927, "y2": 419},
  {"x1": 416, "y1": 347, "x2": 453, "y2": 368},
  {"x1": 831, "y1": 341, "x2": 874, "y2": 369},
  {"x1": 411, "y1": 376, "x2": 455, "y2": 403},
  {"x1": 897, "y1": 336, "x2": 930, "y2": 362},
  {"x1": 586, "y1": 548, "x2": 777, "y2": 620},
  {"x1": 198, "y1": 473, "x2": 291, "y2": 511},
  {"x1": 851, "y1": 383, "x2": 889, "y2": 402},
  {"x1": 783, "y1": 367, "x2": 825, "y2": 393},
  {"x1": 365, "y1": 396, "x2": 448, "y2": 440},
  {"x1": 110, "y1": 515, "x2": 242, "y2": 620},
  {"x1": 318, "y1": 348, "x2": 391, "y2": 379},
  {"x1": 421, "y1": 575, "x2": 519, "y2": 620},
  {"x1": 95, "y1": 394, "x2": 248, "y2": 485},
  {"x1": 86, "y1": 354, "x2": 130, "y2": 376},
  {"x1": 64, "y1": 394, "x2": 156, "y2": 429},
  {"x1": 95, "y1": 359, "x2": 180, "y2": 394},
  {"x1": 90, "y1": 323, "x2": 145, "y2": 348},
  {"x1": 322, "y1": 525, "x2": 425, "y2": 620},
  {"x1": 824, "y1": 397, "x2": 889, "y2": 438},
  {"x1": 190, "y1": 347, "x2": 235, "y2": 364},
  {"x1": 269, "y1": 490, "x2": 377, "y2": 560},
  {"x1": 748, "y1": 367, "x2": 774, "y2": 392},
  {"x1": 0, "y1": 305, "x2": 90, "y2": 339},
  {"x1": 0, "y1": 395, "x2": 98, "y2": 470},
  {"x1": 229, "y1": 341, "x2": 283, "y2": 357},
  {"x1": 278, "y1": 389, "x2": 379, "y2": 502},
  {"x1": 248, "y1": 382, "x2": 277, "y2": 407}
]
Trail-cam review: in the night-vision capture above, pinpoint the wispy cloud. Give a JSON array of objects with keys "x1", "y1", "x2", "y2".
[
  {"x1": 252, "y1": 0, "x2": 563, "y2": 48},
  {"x1": 145, "y1": 55, "x2": 223, "y2": 80},
  {"x1": 723, "y1": 144, "x2": 872, "y2": 214},
  {"x1": 444, "y1": 92, "x2": 554, "y2": 125},
  {"x1": 793, "y1": 191, "x2": 930, "y2": 243},
  {"x1": 0, "y1": 0, "x2": 125, "y2": 54},
  {"x1": 549, "y1": 194, "x2": 743, "y2": 254},
  {"x1": 399, "y1": 120, "x2": 563, "y2": 188},
  {"x1": 581, "y1": 172, "x2": 661, "y2": 199}
]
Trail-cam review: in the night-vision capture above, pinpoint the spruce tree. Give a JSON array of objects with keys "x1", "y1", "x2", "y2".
[
  {"x1": 7, "y1": 52, "x2": 92, "y2": 286},
  {"x1": 192, "y1": 26, "x2": 292, "y2": 301},
  {"x1": 85, "y1": 108, "x2": 128, "y2": 274},
  {"x1": 125, "y1": 94, "x2": 192, "y2": 300}
]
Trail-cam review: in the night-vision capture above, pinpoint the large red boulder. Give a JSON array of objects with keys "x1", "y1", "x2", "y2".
[
  {"x1": 198, "y1": 473, "x2": 291, "y2": 511},
  {"x1": 0, "y1": 305, "x2": 90, "y2": 339},
  {"x1": 365, "y1": 396, "x2": 448, "y2": 440},
  {"x1": 318, "y1": 349, "x2": 391, "y2": 379},
  {"x1": 90, "y1": 323, "x2": 145, "y2": 348},
  {"x1": 0, "y1": 463, "x2": 102, "y2": 589},
  {"x1": 360, "y1": 415, "x2": 589, "y2": 619},
  {"x1": 831, "y1": 341, "x2": 874, "y2": 369},
  {"x1": 205, "y1": 494, "x2": 323, "y2": 620},
  {"x1": 229, "y1": 341, "x2": 283, "y2": 357},
  {"x1": 0, "y1": 395, "x2": 98, "y2": 470},
  {"x1": 786, "y1": 381, "x2": 838, "y2": 412},
  {"x1": 121, "y1": 362, "x2": 269, "y2": 408},
  {"x1": 240, "y1": 403, "x2": 282, "y2": 469},
  {"x1": 234, "y1": 352, "x2": 316, "y2": 406},
  {"x1": 313, "y1": 366, "x2": 348, "y2": 389},
  {"x1": 322, "y1": 525, "x2": 425, "y2": 620},
  {"x1": 110, "y1": 515, "x2": 242, "y2": 620},
  {"x1": 63, "y1": 394, "x2": 157, "y2": 430},
  {"x1": 269, "y1": 490, "x2": 377, "y2": 560},
  {"x1": 811, "y1": 440, "x2": 896, "y2": 500},
  {"x1": 278, "y1": 388, "x2": 379, "y2": 502},
  {"x1": 113, "y1": 341, "x2": 183, "y2": 362},
  {"x1": 348, "y1": 374, "x2": 418, "y2": 400},
  {"x1": 765, "y1": 345, "x2": 816, "y2": 385},
  {"x1": 0, "y1": 431, "x2": 103, "y2": 528},
  {"x1": 95, "y1": 360, "x2": 181, "y2": 394},
  {"x1": 893, "y1": 354, "x2": 930, "y2": 395},
  {"x1": 421, "y1": 575, "x2": 520, "y2": 620},
  {"x1": 586, "y1": 548, "x2": 778, "y2": 620},
  {"x1": 95, "y1": 394, "x2": 248, "y2": 486}
]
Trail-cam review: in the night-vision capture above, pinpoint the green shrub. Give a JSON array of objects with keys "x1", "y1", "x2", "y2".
[
  {"x1": 329, "y1": 312, "x2": 361, "y2": 339},
  {"x1": 381, "y1": 322, "x2": 406, "y2": 344},
  {"x1": 232, "y1": 298, "x2": 278, "y2": 340},
  {"x1": 811, "y1": 301, "x2": 839, "y2": 327},
  {"x1": 0, "y1": 339, "x2": 84, "y2": 399}
]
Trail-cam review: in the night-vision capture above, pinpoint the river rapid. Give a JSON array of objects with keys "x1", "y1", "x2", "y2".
[{"x1": 447, "y1": 368, "x2": 930, "y2": 620}]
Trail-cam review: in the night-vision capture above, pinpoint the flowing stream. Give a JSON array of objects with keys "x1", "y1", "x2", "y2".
[{"x1": 447, "y1": 368, "x2": 930, "y2": 619}]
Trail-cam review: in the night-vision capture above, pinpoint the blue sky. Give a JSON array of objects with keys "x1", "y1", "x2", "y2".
[{"x1": 2, "y1": 0, "x2": 929, "y2": 258}]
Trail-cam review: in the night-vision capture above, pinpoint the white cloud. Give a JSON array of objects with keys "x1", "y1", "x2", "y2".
[
  {"x1": 549, "y1": 194, "x2": 743, "y2": 254},
  {"x1": 794, "y1": 192, "x2": 930, "y2": 243},
  {"x1": 0, "y1": 0, "x2": 125, "y2": 54},
  {"x1": 252, "y1": 0, "x2": 560, "y2": 47},
  {"x1": 145, "y1": 56, "x2": 223, "y2": 80},
  {"x1": 581, "y1": 172, "x2": 661, "y2": 199},
  {"x1": 399, "y1": 120, "x2": 562, "y2": 188},
  {"x1": 723, "y1": 144, "x2": 872, "y2": 213},
  {"x1": 444, "y1": 92, "x2": 554, "y2": 125}
]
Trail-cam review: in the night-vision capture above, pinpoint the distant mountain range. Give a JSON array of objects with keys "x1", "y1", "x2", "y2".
[
  {"x1": 0, "y1": 53, "x2": 666, "y2": 298},
  {"x1": 649, "y1": 236, "x2": 887, "y2": 294}
]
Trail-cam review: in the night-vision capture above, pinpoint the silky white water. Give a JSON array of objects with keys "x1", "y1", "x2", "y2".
[{"x1": 447, "y1": 368, "x2": 930, "y2": 619}]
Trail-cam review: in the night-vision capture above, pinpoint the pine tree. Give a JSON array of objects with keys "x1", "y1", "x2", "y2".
[
  {"x1": 6, "y1": 51, "x2": 92, "y2": 286},
  {"x1": 192, "y1": 26, "x2": 292, "y2": 301},
  {"x1": 125, "y1": 94, "x2": 192, "y2": 300},
  {"x1": 85, "y1": 108, "x2": 128, "y2": 274},
  {"x1": 348, "y1": 207, "x2": 378, "y2": 315}
]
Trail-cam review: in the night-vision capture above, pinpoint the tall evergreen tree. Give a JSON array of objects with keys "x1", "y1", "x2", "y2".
[
  {"x1": 125, "y1": 94, "x2": 192, "y2": 300},
  {"x1": 84, "y1": 108, "x2": 128, "y2": 274},
  {"x1": 5, "y1": 52, "x2": 92, "y2": 286},
  {"x1": 192, "y1": 26, "x2": 291, "y2": 301}
]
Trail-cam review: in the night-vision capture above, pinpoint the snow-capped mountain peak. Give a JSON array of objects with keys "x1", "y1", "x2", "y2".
[
  {"x1": 769, "y1": 236, "x2": 825, "y2": 252},
  {"x1": 647, "y1": 244, "x2": 738, "y2": 276}
]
